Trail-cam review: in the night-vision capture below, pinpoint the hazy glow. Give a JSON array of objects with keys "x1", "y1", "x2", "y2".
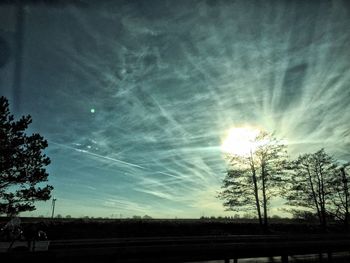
[{"x1": 221, "y1": 127, "x2": 262, "y2": 156}]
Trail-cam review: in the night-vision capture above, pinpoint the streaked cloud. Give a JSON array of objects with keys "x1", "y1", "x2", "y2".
[{"x1": 0, "y1": 0, "x2": 349, "y2": 217}]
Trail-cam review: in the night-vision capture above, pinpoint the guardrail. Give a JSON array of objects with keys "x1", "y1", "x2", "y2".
[{"x1": 1, "y1": 234, "x2": 350, "y2": 262}]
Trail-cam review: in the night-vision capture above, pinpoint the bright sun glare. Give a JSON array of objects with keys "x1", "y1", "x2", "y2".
[{"x1": 221, "y1": 127, "x2": 262, "y2": 156}]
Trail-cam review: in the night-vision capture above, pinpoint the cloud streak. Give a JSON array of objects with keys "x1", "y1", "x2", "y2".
[{"x1": 1, "y1": 0, "x2": 349, "y2": 218}]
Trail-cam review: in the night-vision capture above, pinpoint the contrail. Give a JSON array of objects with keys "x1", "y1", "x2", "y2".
[
  {"x1": 50, "y1": 141, "x2": 146, "y2": 170},
  {"x1": 50, "y1": 141, "x2": 182, "y2": 180}
]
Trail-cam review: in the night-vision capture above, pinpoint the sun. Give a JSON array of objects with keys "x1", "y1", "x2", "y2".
[{"x1": 221, "y1": 126, "x2": 262, "y2": 156}]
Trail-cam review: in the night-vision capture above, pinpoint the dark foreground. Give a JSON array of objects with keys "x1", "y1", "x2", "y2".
[
  {"x1": 1, "y1": 218, "x2": 350, "y2": 262},
  {"x1": 2, "y1": 234, "x2": 350, "y2": 262},
  {"x1": 1, "y1": 217, "x2": 347, "y2": 239}
]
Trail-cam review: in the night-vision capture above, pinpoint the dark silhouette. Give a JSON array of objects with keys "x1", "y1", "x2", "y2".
[
  {"x1": 0, "y1": 96, "x2": 53, "y2": 215},
  {"x1": 218, "y1": 132, "x2": 288, "y2": 231},
  {"x1": 329, "y1": 164, "x2": 350, "y2": 228},
  {"x1": 285, "y1": 149, "x2": 336, "y2": 230}
]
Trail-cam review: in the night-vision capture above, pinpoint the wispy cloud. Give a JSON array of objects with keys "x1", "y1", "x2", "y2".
[{"x1": 4, "y1": 0, "x2": 349, "y2": 217}]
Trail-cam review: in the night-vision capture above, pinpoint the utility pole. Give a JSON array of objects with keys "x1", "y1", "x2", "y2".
[{"x1": 51, "y1": 198, "x2": 57, "y2": 219}]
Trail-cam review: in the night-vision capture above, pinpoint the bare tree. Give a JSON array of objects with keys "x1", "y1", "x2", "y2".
[
  {"x1": 219, "y1": 132, "x2": 288, "y2": 230},
  {"x1": 254, "y1": 132, "x2": 288, "y2": 229},
  {"x1": 329, "y1": 164, "x2": 350, "y2": 228},
  {"x1": 285, "y1": 149, "x2": 336, "y2": 229},
  {"x1": 219, "y1": 158, "x2": 261, "y2": 224}
]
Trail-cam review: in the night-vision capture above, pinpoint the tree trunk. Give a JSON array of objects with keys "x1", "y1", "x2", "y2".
[
  {"x1": 306, "y1": 166, "x2": 321, "y2": 223},
  {"x1": 341, "y1": 167, "x2": 349, "y2": 229},
  {"x1": 318, "y1": 163, "x2": 327, "y2": 231},
  {"x1": 261, "y1": 162, "x2": 268, "y2": 230},
  {"x1": 250, "y1": 154, "x2": 263, "y2": 227},
  {"x1": 252, "y1": 169, "x2": 263, "y2": 227}
]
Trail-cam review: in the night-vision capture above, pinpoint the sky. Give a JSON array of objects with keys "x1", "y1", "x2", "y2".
[{"x1": 0, "y1": 0, "x2": 350, "y2": 218}]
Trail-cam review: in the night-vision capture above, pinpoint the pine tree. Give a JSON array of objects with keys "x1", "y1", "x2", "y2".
[{"x1": 0, "y1": 96, "x2": 53, "y2": 215}]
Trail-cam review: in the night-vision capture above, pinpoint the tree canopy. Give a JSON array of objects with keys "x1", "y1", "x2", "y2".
[
  {"x1": 284, "y1": 149, "x2": 340, "y2": 228},
  {"x1": 218, "y1": 131, "x2": 288, "y2": 229},
  {"x1": 0, "y1": 96, "x2": 53, "y2": 216},
  {"x1": 219, "y1": 140, "x2": 350, "y2": 230}
]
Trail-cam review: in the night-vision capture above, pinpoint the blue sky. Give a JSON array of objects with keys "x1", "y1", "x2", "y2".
[{"x1": 0, "y1": 0, "x2": 350, "y2": 218}]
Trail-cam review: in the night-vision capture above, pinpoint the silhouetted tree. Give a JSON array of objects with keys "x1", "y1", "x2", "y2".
[
  {"x1": 0, "y1": 96, "x2": 53, "y2": 216},
  {"x1": 329, "y1": 163, "x2": 350, "y2": 228},
  {"x1": 219, "y1": 132, "x2": 288, "y2": 230},
  {"x1": 254, "y1": 132, "x2": 288, "y2": 229},
  {"x1": 285, "y1": 149, "x2": 336, "y2": 229}
]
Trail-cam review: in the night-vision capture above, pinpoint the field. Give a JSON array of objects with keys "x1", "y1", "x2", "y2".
[{"x1": 0, "y1": 217, "x2": 346, "y2": 240}]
